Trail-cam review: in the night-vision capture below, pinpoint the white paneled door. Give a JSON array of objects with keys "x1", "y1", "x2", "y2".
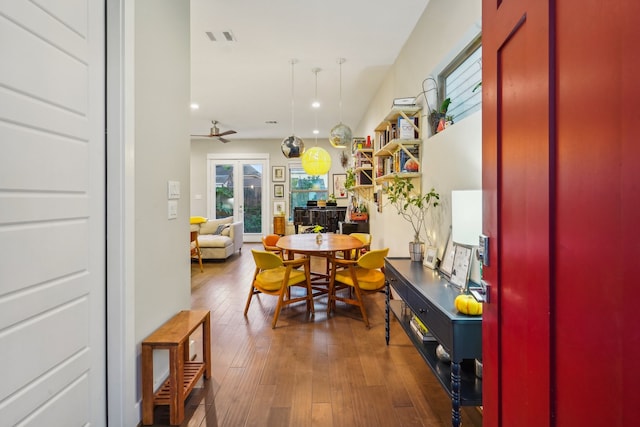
[{"x1": 0, "y1": 1, "x2": 106, "y2": 426}]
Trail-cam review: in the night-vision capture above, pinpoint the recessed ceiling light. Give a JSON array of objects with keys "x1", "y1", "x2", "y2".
[
  {"x1": 190, "y1": 103, "x2": 199, "y2": 110},
  {"x1": 313, "y1": 129, "x2": 319, "y2": 135}
]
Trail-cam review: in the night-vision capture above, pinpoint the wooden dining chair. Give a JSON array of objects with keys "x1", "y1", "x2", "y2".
[
  {"x1": 327, "y1": 248, "x2": 389, "y2": 327},
  {"x1": 262, "y1": 234, "x2": 284, "y2": 258},
  {"x1": 190, "y1": 230, "x2": 203, "y2": 272},
  {"x1": 244, "y1": 249, "x2": 314, "y2": 328}
]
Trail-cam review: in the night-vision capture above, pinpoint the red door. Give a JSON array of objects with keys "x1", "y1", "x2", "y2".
[
  {"x1": 482, "y1": 1, "x2": 552, "y2": 426},
  {"x1": 484, "y1": 1, "x2": 640, "y2": 426}
]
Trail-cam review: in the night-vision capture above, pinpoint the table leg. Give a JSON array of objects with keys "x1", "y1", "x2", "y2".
[
  {"x1": 451, "y1": 360, "x2": 461, "y2": 427},
  {"x1": 385, "y1": 281, "x2": 390, "y2": 345},
  {"x1": 141, "y1": 345, "x2": 154, "y2": 425},
  {"x1": 169, "y1": 345, "x2": 185, "y2": 425},
  {"x1": 203, "y1": 312, "x2": 212, "y2": 378}
]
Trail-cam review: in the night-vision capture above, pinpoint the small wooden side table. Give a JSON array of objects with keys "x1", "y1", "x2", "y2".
[
  {"x1": 273, "y1": 215, "x2": 285, "y2": 235},
  {"x1": 142, "y1": 310, "x2": 211, "y2": 425}
]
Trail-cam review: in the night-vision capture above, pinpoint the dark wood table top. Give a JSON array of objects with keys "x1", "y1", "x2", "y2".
[{"x1": 276, "y1": 233, "x2": 363, "y2": 254}]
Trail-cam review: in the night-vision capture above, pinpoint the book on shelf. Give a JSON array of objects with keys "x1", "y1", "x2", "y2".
[
  {"x1": 398, "y1": 117, "x2": 419, "y2": 139},
  {"x1": 410, "y1": 316, "x2": 436, "y2": 342}
]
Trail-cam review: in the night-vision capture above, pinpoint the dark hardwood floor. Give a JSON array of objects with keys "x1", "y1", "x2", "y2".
[{"x1": 148, "y1": 243, "x2": 482, "y2": 427}]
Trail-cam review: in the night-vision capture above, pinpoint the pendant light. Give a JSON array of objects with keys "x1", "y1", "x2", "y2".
[
  {"x1": 329, "y1": 57, "x2": 352, "y2": 149},
  {"x1": 302, "y1": 67, "x2": 332, "y2": 175},
  {"x1": 281, "y1": 59, "x2": 305, "y2": 158}
]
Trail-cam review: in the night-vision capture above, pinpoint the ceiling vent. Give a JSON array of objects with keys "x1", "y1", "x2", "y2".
[{"x1": 205, "y1": 31, "x2": 236, "y2": 42}]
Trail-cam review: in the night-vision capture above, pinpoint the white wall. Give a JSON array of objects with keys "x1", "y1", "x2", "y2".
[
  {"x1": 355, "y1": 0, "x2": 482, "y2": 272},
  {"x1": 134, "y1": 0, "x2": 191, "y2": 401}
]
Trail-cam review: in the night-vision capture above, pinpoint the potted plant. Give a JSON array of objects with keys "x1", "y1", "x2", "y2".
[
  {"x1": 429, "y1": 97, "x2": 451, "y2": 135},
  {"x1": 385, "y1": 175, "x2": 440, "y2": 261}
]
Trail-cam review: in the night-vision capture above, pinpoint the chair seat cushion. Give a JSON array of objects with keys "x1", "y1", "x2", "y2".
[
  {"x1": 198, "y1": 234, "x2": 232, "y2": 248},
  {"x1": 256, "y1": 267, "x2": 307, "y2": 291},
  {"x1": 335, "y1": 267, "x2": 385, "y2": 291}
]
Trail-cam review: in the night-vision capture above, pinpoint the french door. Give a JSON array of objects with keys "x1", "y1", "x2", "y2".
[{"x1": 208, "y1": 154, "x2": 268, "y2": 242}]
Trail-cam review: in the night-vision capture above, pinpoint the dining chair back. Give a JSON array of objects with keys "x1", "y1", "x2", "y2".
[
  {"x1": 328, "y1": 247, "x2": 389, "y2": 327},
  {"x1": 262, "y1": 234, "x2": 284, "y2": 258},
  {"x1": 244, "y1": 249, "x2": 314, "y2": 328}
]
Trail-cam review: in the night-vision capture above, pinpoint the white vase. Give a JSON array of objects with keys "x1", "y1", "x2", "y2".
[{"x1": 316, "y1": 233, "x2": 323, "y2": 244}]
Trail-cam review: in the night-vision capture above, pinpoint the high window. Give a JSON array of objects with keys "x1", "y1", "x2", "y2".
[
  {"x1": 438, "y1": 36, "x2": 482, "y2": 123},
  {"x1": 288, "y1": 164, "x2": 328, "y2": 220}
]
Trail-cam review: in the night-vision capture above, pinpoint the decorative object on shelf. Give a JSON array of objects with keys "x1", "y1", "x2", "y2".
[
  {"x1": 281, "y1": 59, "x2": 305, "y2": 158},
  {"x1": 329, "y1": 58, "x2": 352, "y2": 148},
  {"x1": 439, "y1": 226, "x2": 455, "y2": 277},
  {"x1": 404, "y1": 158, "x2": 419, "y2": 172},
  {"x1": 436, "y1": 344, "x2": 451, "y2": 363},
  {"x1": 450, "y1": 245, "x2": 473, "y2": 290},
  {"x1": 327, "y1": 193, "x2": 337, "y2": 206},
  {"x1": 430, "y1": 97, "x2": 451, "y2": 135},
  {"x1": 385, "y1": 175, "x2": 440, "y2": 262},
  {"x1": 454, "y1": 293, "x2": 483, "y2": 315}
]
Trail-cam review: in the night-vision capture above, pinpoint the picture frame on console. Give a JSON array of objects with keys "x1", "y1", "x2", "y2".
[
  {"x1": 439, "y1": 227, "x2": 455, "y2": 277},
  {"x1": 450, "y1": 245, "x2": 473, "y2": 290},
  {"x1": 423, "y1": 246, "x2": 438, "y2": 269}
]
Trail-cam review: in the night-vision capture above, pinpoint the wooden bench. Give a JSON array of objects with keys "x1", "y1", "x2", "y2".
[{"x1": 141, "y1": 310, "x2": 211, "y2": 425}]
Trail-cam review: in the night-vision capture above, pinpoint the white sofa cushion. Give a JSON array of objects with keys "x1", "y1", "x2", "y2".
[{"x1": 198, "y1": 234, "x2": 232, "y2": 249}]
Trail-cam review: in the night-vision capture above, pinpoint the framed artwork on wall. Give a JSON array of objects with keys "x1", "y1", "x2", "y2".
[
  {"x1": 273, "y1": 201, "x2": 286, "y2": 216},
  {"x1": 272, "y1": 166, "x2": 285, "y2": 182},
  {"x1": 274, "y1": 184, "x2": 284, "y2": 198},
  {"x1": 333, "y1": 173, "x2": 347, "y2": 198}
]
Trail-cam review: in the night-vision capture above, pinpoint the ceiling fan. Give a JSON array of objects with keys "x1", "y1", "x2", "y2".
[{"x1": 191, "y1": 120, "x2": 237, "y2": 143}]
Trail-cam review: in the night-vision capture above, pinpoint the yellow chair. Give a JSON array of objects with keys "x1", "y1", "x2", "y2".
[
  {"x1": 327, "y1": 248, "x2": 389, "y2": 327},
  {"x1": 348, "y1": 232, "x2": 371, "y2": 259},
  {"x1": 262, "y1": 234, "x2": 284, "y2": 258},
  {"x1": 190, "y1": 231, "x2": 203, "y2": 272},
  {"x1": 244, "y1": 249, "x2": 314, "y2": 328}
]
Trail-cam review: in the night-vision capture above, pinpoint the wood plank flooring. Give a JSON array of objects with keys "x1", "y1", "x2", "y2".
[{"x1": 148, "y1": 243, "x2": 483, "y2": 427}]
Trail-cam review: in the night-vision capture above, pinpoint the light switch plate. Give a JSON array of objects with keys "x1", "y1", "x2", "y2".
[
  {"x1": 168, "y1": 200, "x2": 178, "y2": 219},
  {"x1": 167, "y1": 181, "x2": 181, "y2": 200}
]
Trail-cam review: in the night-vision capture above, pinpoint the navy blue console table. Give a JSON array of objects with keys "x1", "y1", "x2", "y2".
[{"x1": 384, "y1": 258, "x2": 482, "y2": 427}]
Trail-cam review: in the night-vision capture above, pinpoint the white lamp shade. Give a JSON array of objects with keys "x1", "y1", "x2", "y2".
[
  {"x1": 451, "y1": 190, "x2": 482, "y2": 246},
  {"x1": 301, "y1": 146, "x2": 332, "y2": 175}
]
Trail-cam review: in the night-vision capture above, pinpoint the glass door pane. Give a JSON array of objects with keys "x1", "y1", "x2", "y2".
[
  {"x1": 215, "y1": 164, "x2": 235, "y2": 218},
  {"x1": 242, "y1": 163, "x2": 263, "y2": 234}
]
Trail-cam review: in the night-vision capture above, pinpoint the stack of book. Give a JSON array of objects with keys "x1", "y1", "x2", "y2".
[{"x1": 409, "y1": 315, "x2": 436, "y2": 342}]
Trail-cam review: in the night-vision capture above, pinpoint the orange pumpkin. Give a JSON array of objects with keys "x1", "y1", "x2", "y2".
[{"x1": 454, "y1": 294, "x2": 483, "y2": 316}]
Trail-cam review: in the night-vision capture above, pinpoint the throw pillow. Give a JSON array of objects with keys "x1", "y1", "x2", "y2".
[{"x1": 213, "y1": 224, "x2": 229, "y2": 235}]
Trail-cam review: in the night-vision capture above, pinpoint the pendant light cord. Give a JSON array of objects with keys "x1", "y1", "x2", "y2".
[
  {"x1": 290, "y1": 59, "x2": 296, "y2": 135},
  {"x1": 338, "y1": 58, "x2": 345, "y2": 123}
]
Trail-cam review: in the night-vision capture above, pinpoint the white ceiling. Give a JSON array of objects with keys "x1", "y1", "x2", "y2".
[{"x1": 190, "y1": 0, "x2": 429, "y2": 141}]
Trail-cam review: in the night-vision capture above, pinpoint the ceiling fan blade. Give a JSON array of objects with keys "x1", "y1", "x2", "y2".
[
  {"x1": 216, "y1": 130, "x2": 237, "y2": 137},
  {"x1": 218, "y1": 136, "x2": 230, "y2": 143}
]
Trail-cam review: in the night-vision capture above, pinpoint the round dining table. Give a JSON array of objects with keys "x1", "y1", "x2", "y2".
[{"x1": 276, "y1": 233, "x2": 364, "y2": 297}]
